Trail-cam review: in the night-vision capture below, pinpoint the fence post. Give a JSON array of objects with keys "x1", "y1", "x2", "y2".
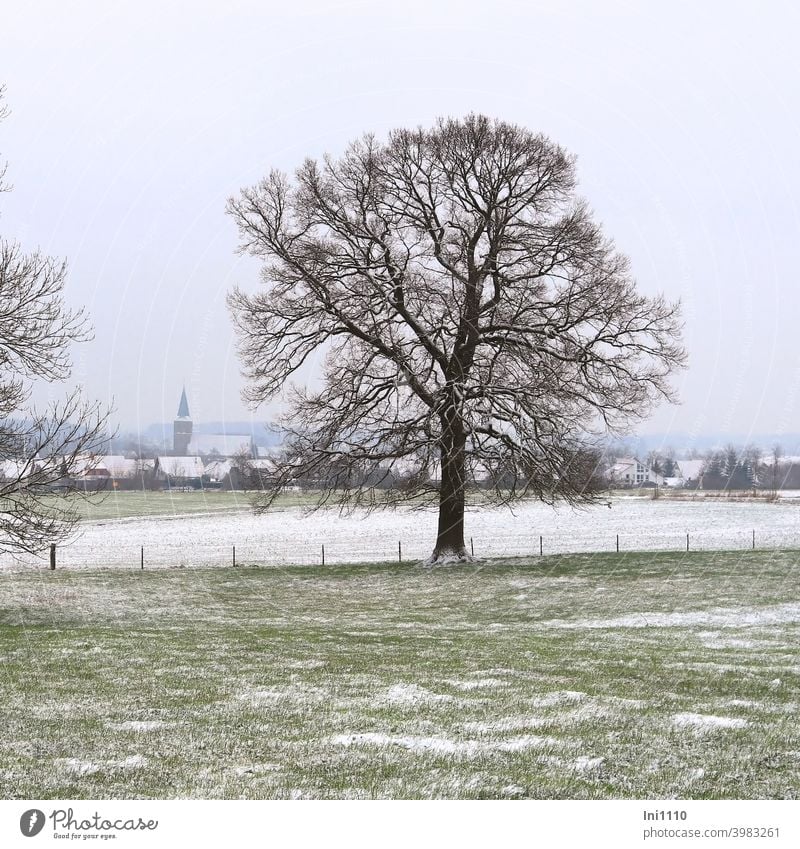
[
  {"x1": 141, "y1": 546, "x2": 144, "y2": 570},
  {"x1": 233, "y1": 545, "x2": 236, "y2": 567},
  {"x1": 398, "y1": 540, "x2": 402, "y2": 563},
  {"x1": 616, "y1": 534, "x2": 619, "y2": 553},
  {"x1": 752, "y1": 529, "x2": 755, "y2": 550},
  {"x1": 686, "y1": 533, "x2": 689, "y2": 552},
  {"x1": 470, "y1": 537, "x2": 474, "y2": 556},
  {"x1": 539, "y1": 535, "x2": 543, "y2": 556},
  {"x1": 49, "y1": 543, "x2": 56, "y2": 571},
  {"x1": 322, "y1": 544, "x2": 325, "y2": 566}
]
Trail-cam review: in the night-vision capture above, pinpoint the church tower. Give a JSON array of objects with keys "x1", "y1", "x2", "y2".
[{"x1": 173, "y1": 386, "x2": 192, "y2": 455}]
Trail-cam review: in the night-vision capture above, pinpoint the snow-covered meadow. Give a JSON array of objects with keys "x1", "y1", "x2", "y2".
[
  {"x1": 1, "y1": 550, "x2": 798, "y2": 799},
  {"x1": 6, "y1": 494, "x2": 800, "y2": 569}
]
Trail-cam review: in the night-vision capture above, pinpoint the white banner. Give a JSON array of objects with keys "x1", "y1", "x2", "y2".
[{"x1": 1, "y1": 800, "x2": 797, "y2": 848}]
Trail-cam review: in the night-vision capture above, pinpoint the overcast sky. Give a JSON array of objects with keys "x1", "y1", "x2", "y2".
[{"x1": 2, "y1": 0, "x2": 799, "y2": 441}]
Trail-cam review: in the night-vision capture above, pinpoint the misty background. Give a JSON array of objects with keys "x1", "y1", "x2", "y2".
[{"x1": 2, "y1": 0, "x2": 799, "y2": 450}]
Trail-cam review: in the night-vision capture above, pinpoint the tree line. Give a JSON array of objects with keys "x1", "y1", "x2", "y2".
[{"x1": 630, "y1": 445, "x2": 798, "y2": 491}]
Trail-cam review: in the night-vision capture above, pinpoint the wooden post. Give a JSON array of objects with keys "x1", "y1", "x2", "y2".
[
  {"x1": 322, "y1": 544, "x2": 325, "y2": 566},
  {"x1": 686, "y1": 533, "x2": 689, "y2": 552},
  {"x1": 141, "y1": 546, "x2": 144, "y2": 570},
  {"x1": 616, "y1": 534, "x2": 619, "y2": 553},
  {"x1": 470, "y1": 537, "x2": 474, "y2": 556},
  {"x1": 233, "y1": 545, "x2": 236, "y2": 567},
  {"x1": 539, "y1": 535, "x2": 543, "y2": 556},
  {"x1": 398, "y1": 540, "x2": 402, "y2": 563},
  {"x1": 752, "y1": 529, "x2": 755, "y2": 550},
  {"x1": 49, "y1": 543, "x2": 56, "y2": 570}
]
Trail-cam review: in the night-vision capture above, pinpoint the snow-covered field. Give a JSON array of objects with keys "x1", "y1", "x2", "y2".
[
  {"x1": 1, "y1": 551, "x2": 798, "y2": 799},
  {"x1": 6, "y1": 495, "x2": 800, "y2": 569}
]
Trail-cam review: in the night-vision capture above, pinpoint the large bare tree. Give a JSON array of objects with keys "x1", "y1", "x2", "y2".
[
  {"x1": 0, "y1": 87, "x2": 110, "y2": 556},
  {"x1": 228, "y1": 115, "x2": 685, "y2": 563}
]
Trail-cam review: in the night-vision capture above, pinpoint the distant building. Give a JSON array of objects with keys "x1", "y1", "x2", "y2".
[
  {"x1": 170, "y1": 388, "x2": 256, "y2": 458},
  {"x1": 609, "y1": 457, "x2": 649, "y2": 486},
  {"x1": 173, "y1": 387, "x2": 193, "y2": 456},
  {"x1": 607, "y1": 457, "x2": 670, "y2": 487},
  {"x1": 154, "y1": 455, "x2": 205, "y2": 488}
]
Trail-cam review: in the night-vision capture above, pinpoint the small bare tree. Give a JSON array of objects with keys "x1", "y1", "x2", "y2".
[
  {"x1": 228, "y1": 115, "x2": 685, "y2": 563},
  {"x1": 0, "y1": 87, "x2": 110, "y2": 556},
  {"x1": 230, "y1": 448, "x2": 257, "y2": 491}
]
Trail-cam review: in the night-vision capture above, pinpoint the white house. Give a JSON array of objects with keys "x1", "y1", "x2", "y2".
[
  {"x1": 96, "y1": 455, "x2": 139, "y2": 478},
  {"x1": 608, "y1": 457, "x2": 650, "y2": 486},
  {"x1": 154, "y1": 455, "x2": 206, "y2": 483}
]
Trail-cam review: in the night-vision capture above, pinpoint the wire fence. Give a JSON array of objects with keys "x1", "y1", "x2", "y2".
[{"x1": 14, "y1": 526, "x2": 800, "y2": 571}]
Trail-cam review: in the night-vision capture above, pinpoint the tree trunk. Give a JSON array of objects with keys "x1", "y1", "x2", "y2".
[{"x1": 429, "y1": 427, "x2": 470, "y2": 564}]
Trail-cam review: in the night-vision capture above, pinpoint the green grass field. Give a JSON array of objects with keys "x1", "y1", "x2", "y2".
[{"x1": 1, "y1": 551, "x2": 798, "y2": 799}]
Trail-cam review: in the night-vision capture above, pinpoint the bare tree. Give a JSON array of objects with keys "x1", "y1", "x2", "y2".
[
  {"x1": 0, "y1": 87, "x2": 110, "y2": 556},
  {"x1": 770, "y1": 443, "x2": 783, "y2": 495},
  {"x1": 230, "y1": 448, "x2": 258, "y2": 491},
  {"x1": 228, "y1": 115, "x2": 686, "y2": 563}
]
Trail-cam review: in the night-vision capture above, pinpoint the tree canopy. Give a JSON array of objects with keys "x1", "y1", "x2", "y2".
[{"x1": 228, "y1": 114, "x2": 685, "y2": 562}]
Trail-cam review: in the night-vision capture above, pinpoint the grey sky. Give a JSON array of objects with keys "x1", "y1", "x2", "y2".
[{"x1": 2, "y1": 0, "x2": 799, "y2": 439}]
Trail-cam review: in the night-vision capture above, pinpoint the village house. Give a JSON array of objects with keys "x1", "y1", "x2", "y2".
[{"x1": 608, "y1": 457, "x2": 653, "y2": 486}]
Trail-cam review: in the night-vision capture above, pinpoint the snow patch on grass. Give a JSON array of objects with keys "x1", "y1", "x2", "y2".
[
  {"x1": 108, "y1": 721, "x2": 169, "y2": 732},
  {"x1": 447, "y1": 678, "x2": 508, "y2": 691},
  {"x1": 573, "y1": 756, "x2": 605, "y2": 772},
  {"x1": 57, "y1": 755, "x2": 148, "y2": 776},
  {"x1": 530, "y1": 691, "x2": 587, "y2": 707},
  {"x1": 606, "y1": 697, "x2": 647, "y2": 709},
  {"x1": 462, "y1": 716, "x2": 548, "y2": 733},
  {"x1": 238, "y1": 685, "x2": 322, "y2": 704},
  {"x1": 232, "y1": 763, "x2": 281, "y2": 777},
  {"x1": 286, "y1": 659, "x2": 326, "y2": 670},
  {"x1": 722, "y1": 699, "x2": 762, "y2": 709},
  {"x1": 687, "y1": 767, "x2": 706, "y2": 784},
  {"x1": 329, "y1": 732, "x2": 559, "y2": 755},
  {"x1": 119, "y1": 755, "x2": 148, "y2": 769},
  {"x1": 501, "y1": 784, "x2": 527, "y2": 797},
  {"x1": 546, "y1": 603, "x2": 800, "y2": 630},
  {"x1": 672, "y1": 713, "x2": 748, "y2": 730},
  {"x1": 381, "y1": 683, "x2": 454, "y2": 705},
  {"x1": 697, "y1": 632, "x2": 764, "y2": 649}
]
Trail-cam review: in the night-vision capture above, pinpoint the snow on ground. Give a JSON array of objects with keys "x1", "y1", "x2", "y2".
[
  {"x1": 6, "y1": 495, "x2": 800, "y2": 569},
  {"x1": 56, "y1": 755, "x2": 149, "y2": 776},
  {"x1": 107, "y1": 721, "x2": 169, "y2": 732},
  {"x1": 573, "y1": 756, "x2": 605, "y2": 772},
  {"x1": 2, "y1": 554, "x2": 798, "y2": 799},
  {"x1": 671, "y1": 713, "x2": 748, "y2": 730},
  {"x1": 381, "y1": 683, "x2": 455, "y2": 705},
  {"x1": 544, "y1": 602, "x2": 800, "y2": 630},
  {"x1": 529, "y1": 691, "x2": 587, "y2": 706},
  {"x1": 697, "y1": 633, "x2": 766, "y2": 649},
  {"x1": 237, "y1": 685, "x2": 327, "y2": 705},
  {"x1": 329, "y1": 732, "x2": 560, "y2": 755},
  {"x1": 461, "y1": 716, "x2": 549, "y2": 733},
  {"x1": 446, "y1": 678, "x2": 508, "y2": 691}
]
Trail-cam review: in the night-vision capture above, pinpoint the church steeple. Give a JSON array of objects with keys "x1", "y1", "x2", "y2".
[
  {"x1": 173, "y1": 386, "x2": 193, "y2": 455},
  {"x1": 177, "y1": 385, "x2": 190, "y2": 419}
]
